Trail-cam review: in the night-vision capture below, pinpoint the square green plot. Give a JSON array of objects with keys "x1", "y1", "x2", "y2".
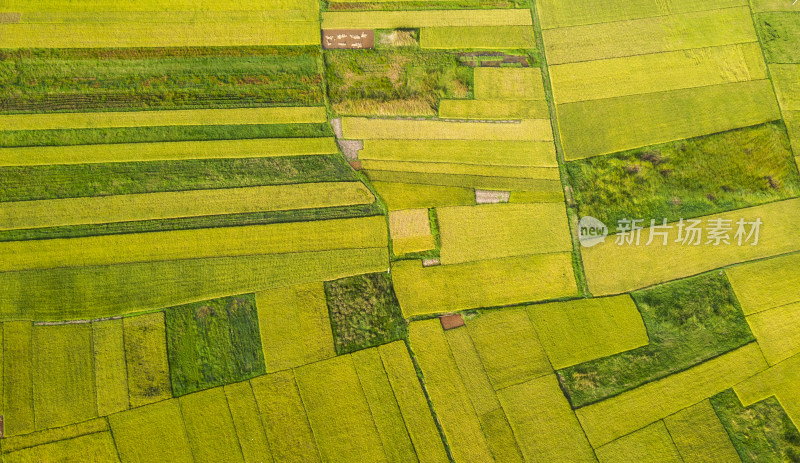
[{"x1": 166, "y1": 294, "x2": 265, "y2": 397}]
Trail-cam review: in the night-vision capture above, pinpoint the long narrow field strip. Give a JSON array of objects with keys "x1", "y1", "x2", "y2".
[
  {"x1": 124, "y1": 312, "x2": 172, "y2": 408},
  {"x1": 726, "y1": 252, "x2": 800, "y2": 315},
  {"x1": 465, "y1": 308, "x2": 552, "y2": 390},
  {"x1": 0, "y1": 138, "x2": 339, "y2": 167},
  {"x1": 0, "y1": 107, "x2": 326, "y2": 132},
  {"x1": 367, "y1": 170, "x2": 563, "y2": 196},
  {"x1": 479, "y1": 408, "x2": 524, "y2": 463},
  {"x1": 750, "y1": 0, "x2": 800, "y2": 11},
  {"x1": 436, "y1": 203, "x2": 572, "y2": 264},
  {"x1": 351, "y1": 348, "x2": 417, "y2": 463},
  {"x1": 527, "y1": 295, "x2": 649, "y2": 369},
  {"x1": 108, "y1": 399, "x2": 194, "y2": 463},
  {"x1": 0, "y1": 0, "x2": 316, "y2": 12},
  {"x1": 378, "y1": 341, "x2": 450, "y2": 462},
  {"x1": 575, "y1": 343, "x2": 768, "y2": 448},
  {"x1": 360, "y1": 160, "x2": 560, "y2": 180},
  {"x1": 497, "y1": 375, "x2": 595, "y2": 462},
  {"x1": 3, "y1": 432, "x2": 120, "y2": 463},
  {"x1": 359, "y1": 140, "x2": 557, "y2": 167},
  {"x1": 663, "y1": 400, "x2": 741, "y2": 462},
  {"x1": 342, "y1": 118, "x2": 552, "y2": 141},
  {"x1": 224, "y1": 381, "x2": 273, "y2": 463},
  {"x1": 787, "y1": 111, "x2": 800, "y2": 162},
  {"x1": 179, "y1": 387, "x2": 244, "y2": 463},
  {"x1": 536, "y1": 0, "x2": 748, "y2": 29},
  {"x1": 1, "y1": 418, "x2": 108, "y2": 454},
  {"x1": 3, "y1": 321, "x2": 34, "y2": 437},
  {"x1": 439, "y1": 100, "x2": 551, "y2": 121},
  {"x1": 474, "y1": 68, "x2": 546, "y2": 101},
  {"x1": 372, "y1": 182, "x2": 475, "y2": 211},
  {"x1": 0, "y1": 183, "x2": 374, "y2": 231},
  {"x1": 746, "y1": 302, "x2": 800, "y2": 365},
  {"x1": 549, "y1": 43, "x2": 767, "y2": 104},
  {"x1": 444, "y1": 328, "x2": 500, "y2": 417},
  {"x1": 92, "y1": 319, "x2": 129, "y2": 416},
  {"x1": 420, "y1": 26, "x2": 535, "y2": 49},
  {"x1": 250, "y1": 371, "x2": 321, "y2": 462},
  {"x1": 771, "y1": 65, "x2": 800, "y2": 110},
  {"x1": 559, "y1": 79, "x2": 781, "y2": 160},
  {"x1": 543, "y1": 7, "x2": 758, "y2": 65},
  {"x1": 391, "y1": 253, "x2": 577, "y2": 317},
  {"x1": 408, "y1": 320, "x2": 494, "y2": 462},
  {"x1": 295, "y1": 355, "x2": 387, "y2": 462},
  {"x1": 0, "y1": 247, "x2": 388, "y2": 321},
  {"x1": 0, "y1": 216, "x2": 387, "y2": 273},
  {"x1": 582, "y1": 198, "x2": 800, "y2": 296},
  {"x1": 321, "y1": 9, "x2": 533, "y2": 29},
  {"x1": 257, "y1": 282, "x2": 336, "y2": 373},
  {"x1": 32, "y1": 324, "x2": 97, "y2": 431},
  {"x1": 595, "y1": 421, "x2": 682, "y2": 463}
]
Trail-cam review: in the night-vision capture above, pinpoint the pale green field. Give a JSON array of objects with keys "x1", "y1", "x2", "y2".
[
  {"x1": 747, "y1": 302, "x2": 800, "y2": 365},
  {"x1": 0, "y1": 107, "x2": 326, "y2": 132},
  {"x1": 342, "y1": 118, "x2": 553, "y2": 141},
  {"x1": 420, "y1": 26, "x2": 535, "y2": 49},
  {"x1": 559, "y1": 79, "x2": 781, "y2": 160},
  {"x1": 367, "y1": 170, "x2": 564, "y2": 193},
  {"x1": 436, "y1": 203, "x2": 572, "y2": 264},
  {"x1": 474, "y1": 68, "x2": 546, "y2": 101},
  {"x1": 595, "y1": 421, "x2": 682, "y2": 463},
  {"x1": 0, "y1": 138, "x2": 339, "y2": 167},
  {"x1": 527, "y1": 295, "x2": 649, "y2": 369},
  {"x1": 0, "y1": 183, "x2": 374, "y2": 230},
  {"x1": 549, "y1": 43, "x2": 767, "y2": 104},
  {"x1": 439, "y1": 100, "x2": 550, "y2": 120},
  {"x1": 663, "y1": 400, "x2": 741, "y2": 462},
  {"x1": 109, "y1": 399, "x2": 193, "y2": 463},
  {"x1": 771, "y1": 65, "x2": 800, "y2": 110},
  {"x1": 749, "y1": 0, "x2": 800, "y2": 11},
  {"x1": 361, "y1": 160, "x2": 559, "y2": 180},
  {"x1": 543, "y1": 7, "x2": 757, "y2": 65},
  {"x1": 372, "y1": 182, "x2": 476, "y2": 211},
  {"x1": 179, "y1": 388, "x2": 244, "y2": 463},
  {"x1": 726, "y1": 252, "x2": 800, "y2": 315},
  {"x1": 321, "y1": 9, "x2": 533, "y2": 28},
  {"x1": 359, "y1": 140, "x2": 558, "y2": 167},
  {"x1": 575, "y1": 343, "x2": 767, "y2": 448},
  {"x1": 391, "y1": 253, "x2": 577, "y2": 317},
  {"x1": 582, "y1": 198, "x2": 800, "y2": 295}
]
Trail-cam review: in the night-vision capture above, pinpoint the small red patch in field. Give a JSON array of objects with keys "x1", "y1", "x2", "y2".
[
  {"x1": 0, "y1": 13, "x2": 21, "y2": 24},
  {"x1": 0, "y1": 415, "x2": 5, "y2": 437},
  {"x1": 440, "y1": 314, "x2": 465, "y2": 331},
  {"x1": 349, "y1": 160, "x2": 362, "y2": 170}
]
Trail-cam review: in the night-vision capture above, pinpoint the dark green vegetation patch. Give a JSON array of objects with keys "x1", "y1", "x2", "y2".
[
  {"x1": 325, "y1": 49, "x2": 472, "y2": 116},
  {"x1": 165, "y1": 294, "x2": 265, "y2": 397},
  {"x1": 755, "y1": 12, "x2": 800, "y2": 63},
  {"x1": 0, "y1": 46, "x2": 325, "y2": 113},
  {"x1": 711, "y1": 389, "x2": 800, "y2": 462},
  {"x1": 566, "y1": 123, "x2": 800, "y2": 229},
  {"x1": 559, "y1": 272, "x2": 754, "y2": 408},
  {"x1": 324, "y1": 272, "x2": 407, "y2": 355}
]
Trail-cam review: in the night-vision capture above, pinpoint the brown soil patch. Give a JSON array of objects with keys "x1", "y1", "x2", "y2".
[{"x1": 440, "y1": 314, "x2": 465, "y2": 331}]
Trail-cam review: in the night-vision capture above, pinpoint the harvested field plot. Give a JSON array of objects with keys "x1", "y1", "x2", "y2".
[
  {"x1": 109, "y1": 399, "x2": 193, "y2": 463},
  {"x1": 124, "y1": 312, "x2": 172, "y2": 408},
  {"x1": 389, "y1": 209, "x2": 435, "y2": 256}
]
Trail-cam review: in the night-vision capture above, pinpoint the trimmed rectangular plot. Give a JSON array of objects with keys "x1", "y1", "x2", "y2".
[
  {"x1": 528, "y1": 295, "x2": 649, "y2": 369},
  {"x1": 0, "y1": 182, "x2": 374, "y2": 230},
  {"x1": 257, "y1": 282, "x2": 336, "y2": 373},
  {"x1": 498, "y1": 374, "x2": 595, "y2": 462},
  {"x1": 664, "y1": 400, "x2": 740, "y2": 463},
  {"x1": 0, "y1": 138, "x2": 339, "y2": 167},
  {"x1": 582, "y1": 198, "x2": 800, "y2": 295},
  {"x1": 474, "y1": 67, "x2": 545, "y2": 101},
  {"x1": 0, "y1": 216, "x2": 387, "y2": 273},
  {"x1": 726, "y1": 252, "x2": 800, "y2": 315},
  {"x1": 445, "y1": 328, "x2": 500, "y2": 416},
  {"x1": 543, "y1": 7, "x2": 759, "y2": 65},
  {"x1": 93, "y1": 319, "x2": 129, "y2": 416},
  {"x1": 321, "y1": 9, "x2": 533, "y2": 28},
  {"x1": 373, "y1": 182, "x2": 475, "y2": 210},
  {"x1": 250, "y1": 371, "x2": 321, "y2": 462},
  {"x1": 166, "y1": 294, "x2": 265, "y2": 396},
  {"x1": 109, "y1": 399, "x2": 193, "y2": 463},
  {"x1": 436, "y1": 203, "x2": 572, "y2": 264},
  {"x1": 575, "y1": 343, "x2": 768, "y2": 448},
  {"x1": 351, "y1": 348, "x2": 417, "y2": 463},
  {"x1": 179, "y1": 387, "x2": 244, "y2": 463},
  {"x1": 595, "y1": 421, "x2": 682, "y2": 463},
  {"x1": 4, "y1": 321, "x2": 33, "y2": 436},
  {"x1": 361, "y1": 160, "x2": 559, "y2": 180},
  {"x1": 390, "y1": 209, "x2": 435, "y2": 256},
  {"x1": 747, "y1": 302, "x2": 800, "y2": 365},
  {"x1": 33, "y1": 324, "x2": 97, "y2": 430},
  {"x1": 479, "y1": 408, "x2": 524, "y2": 463},
  {"x1": 549, "y1": 43, "x2": 767, "y2": 104},
  {"x1": 224, "y1": 381, "x2": 273, "y2": 463},
  {"x1": 771, "y1": 64, "x2": 800, "y2": 110},
  {"x1": 4, "y1": 432, "x2": 120, "y2": 463},
  {"x1": 124, "y1": 312, "x2": 172, "y2": 408},
  {"x1": 420, "y1": 26, "x2": 535, "y2": 49},
  {"x1": 342, "y1": 118, "x2": 552, "y2": 141},
  {"x1": 439, "y1": 99, "x2": 550, "y2": 120},
  {"x1": 392, "y1": 253, "x2": 578, "y2": 317},
  {"x1": 751, "y1": 0, "x2": 800, "y2": 10},
  {"x1": 367, "y1": 170, "x2": 563, "y2": 192},
  {"x1": 295, "y1": 355, "x2": 387, "y2": 462},
  {"x1": 466, "y1": 308, "x2": 552, "y2": 390},
  {"x1": 0, "y1": 107, "x2": 326, "y2": 132},
  {"x1": 378, "y1": 341, "x2": 449, "y2": 463},
  {"x1": 408, "y1": 320, "x2": 494, "y2": 462},
  {"x1": 559, "y1": 79, "x2": 781, "y2": 159},
  {"x1": 359, "y1": 140, "x2": 557, "y2": 167}
]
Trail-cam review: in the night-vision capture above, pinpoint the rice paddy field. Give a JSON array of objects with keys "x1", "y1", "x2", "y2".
[{"x1": 1, "y1": 0, "x2": 799, "y2": 460}]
